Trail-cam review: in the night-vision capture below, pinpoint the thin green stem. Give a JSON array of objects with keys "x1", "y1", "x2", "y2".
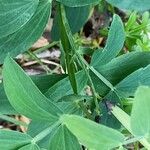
[
  {"x1": 76, "y1": 53, "x2": 100, "y2": 115},
  {"x1": 77, "y1": 52, "x2": 115, "y2": 91},
  {"x1": 28, "y1": 50, "x2": 51, "y2": 74},
  {"x1": 33, "y1": 41, "x2": 59, "y2": 54},
  {"x1": 59, "y1": 4, "x2": 78, "y2": 94}
]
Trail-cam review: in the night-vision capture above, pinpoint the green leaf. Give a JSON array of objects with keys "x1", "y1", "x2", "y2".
[
  {"x1": 0, "y1": 0, "x2": 39, "y2": 38},
  {"x1": 112, "y1": 105, "x2": 150, "y2": 149},
  {"x1": 91, "y1": 52, "x2": 150, "y2": 96},
  {"x1": 3, "y1": 56, "x2": 63, "y2": 122},
  {"x1": 0, "y1": 84, "x2": 16, "y2": 114},
  {"x1": 91, "y1": 14, "x2": 125, "y2": 67},
  {"x1": 51, "y1": 5, "x2": 91, "y2": 41},
  {"x1": 0, "y1": 0, "x2": 51, "y2": 64},
  {"x1": 131, "y1": 86, "x2": 150, "y2": 137},
  {"x1": 57, "y1": 102, "x2": 82, "y2": 115},
  {"x1": 0, "y1": 130, "x2": 32, "y2": 150},
  {"x1": 0, "y1": 74, "x2": 66, "y2": 115},
  {"x1": 27, "y1": 121, "x2": 54, "y2": 149},
  {"x1": 56, "y1": 0, "x2": 99, "y2": 7},
  {"x1": 61, "y1": 115, "x2": 125, "y2": 150},
  {"x1": 115, "y1": 65, "x2": 150, "y2": 98},
  {"x1": 106, "y1": 0, "x2": 150, "y2": 11},
  {"x1": 56, "y1": 4, "x2": 78, "y2": 93},
  {"x1": 31, "y1": 74, "x2": 67, "y2": 93},
  {"x1": 45, "y1": 70, "x2": 88, "y2": 102},
  {"x1": 49, "y1": 125, "x2": 81, "y2": 150},
  {"x1": 19, "y1": 144, "x2": 40, "y2": 150}
]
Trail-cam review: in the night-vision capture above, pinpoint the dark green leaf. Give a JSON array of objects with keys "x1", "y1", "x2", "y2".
[
  {"x1": 56, "y1": 0, "x2": 99, "y2": 7},
  {"x1": 31, "y1": 74, "x2": 67, "y2": 93},
  {"x1": 51, "y1": 5, "x2": 91, "y2": 41},
  {"x1": 91, "y1": 52, "x2": 150, "y2": 96},
  {"x1": 115, "y1": 65, "x2": 150, "y2": 98},
  {"x1": 0, "y1": 130, "x2": 32, "y2": 150},
  {"x1": 0, "y1": 0, "x2": 51, "y2": 64},
  {"x1": 0, "y1": 0, "x2": 39, "y2": 38},
  {"x1": 91, "y1": 14, "x2": 125, "y2": 67},
  {"x1": 45, "y1": 70, "x2": 88, "y2": 102},
  {"x1": 0, "y1": 84, "x2": 16, "y2": 114}
]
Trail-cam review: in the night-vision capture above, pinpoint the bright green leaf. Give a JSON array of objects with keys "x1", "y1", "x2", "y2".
[
  {"x1": 3, "y1": 56, "x2": 63, "y2": 122},
  {"x1": 0, "y1": 74, "x2": 66, "y2": 115},
  {"x1": 19, "y1": 144, "x2": 40, "y2": 150},
  {"x1": 131, "y1": 86, "x2": 150, "y2": 137},
  {"x1": 61, "y1": 114, "x2": 125, "y2": 150}
]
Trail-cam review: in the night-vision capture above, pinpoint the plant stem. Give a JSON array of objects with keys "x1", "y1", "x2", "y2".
[
  {"x1": 28, "y1": 50, "x2": 51, "y2": 74},
  {"x1": 76, "y1": 53, "x2": 100, "y2": 115},
  {"x1": 33, "y1": 41, "x2": 59, "y2": 54},
  {"x1": 77, "y1": 52, "x2": 115, "y2": 91}
]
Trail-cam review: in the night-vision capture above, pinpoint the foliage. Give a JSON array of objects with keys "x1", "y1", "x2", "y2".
[{"x1": 1, "y1": 0, "x2": 150, "y2": 150}]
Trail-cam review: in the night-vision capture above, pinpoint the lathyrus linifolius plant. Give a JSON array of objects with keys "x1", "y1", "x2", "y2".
[{"x1": 1, "y1": 0, "x2": 150, "y2": 150}]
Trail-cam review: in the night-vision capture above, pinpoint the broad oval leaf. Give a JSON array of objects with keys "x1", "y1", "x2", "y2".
[
  {"x1": 3, "y1": 56, "x2": 63, "y2": 122},
  {"x1": 106, "y1": 0, "x2": 150, "y2": 11},
  {"x1": 131, "y1": 86, "x2": 150, "y2": 137},
  {"x1": 0, "y1": 0, "x2": 39, "y2": 38},
  {"x1": 91, "y1": 14, "x2": 125, "y2": 67},
  {"x1": 61, "y1": 115, "x2": 125, "y2": 150},
  {"x1": 56, "y1": 0, "x2": 99, "y2": 7},
  {"x1": 0, "y1": 130, "x2": 32, "y2": 150},
  {"x1": 0, "y1": 0, "x2": 51, "y2": 64}
]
